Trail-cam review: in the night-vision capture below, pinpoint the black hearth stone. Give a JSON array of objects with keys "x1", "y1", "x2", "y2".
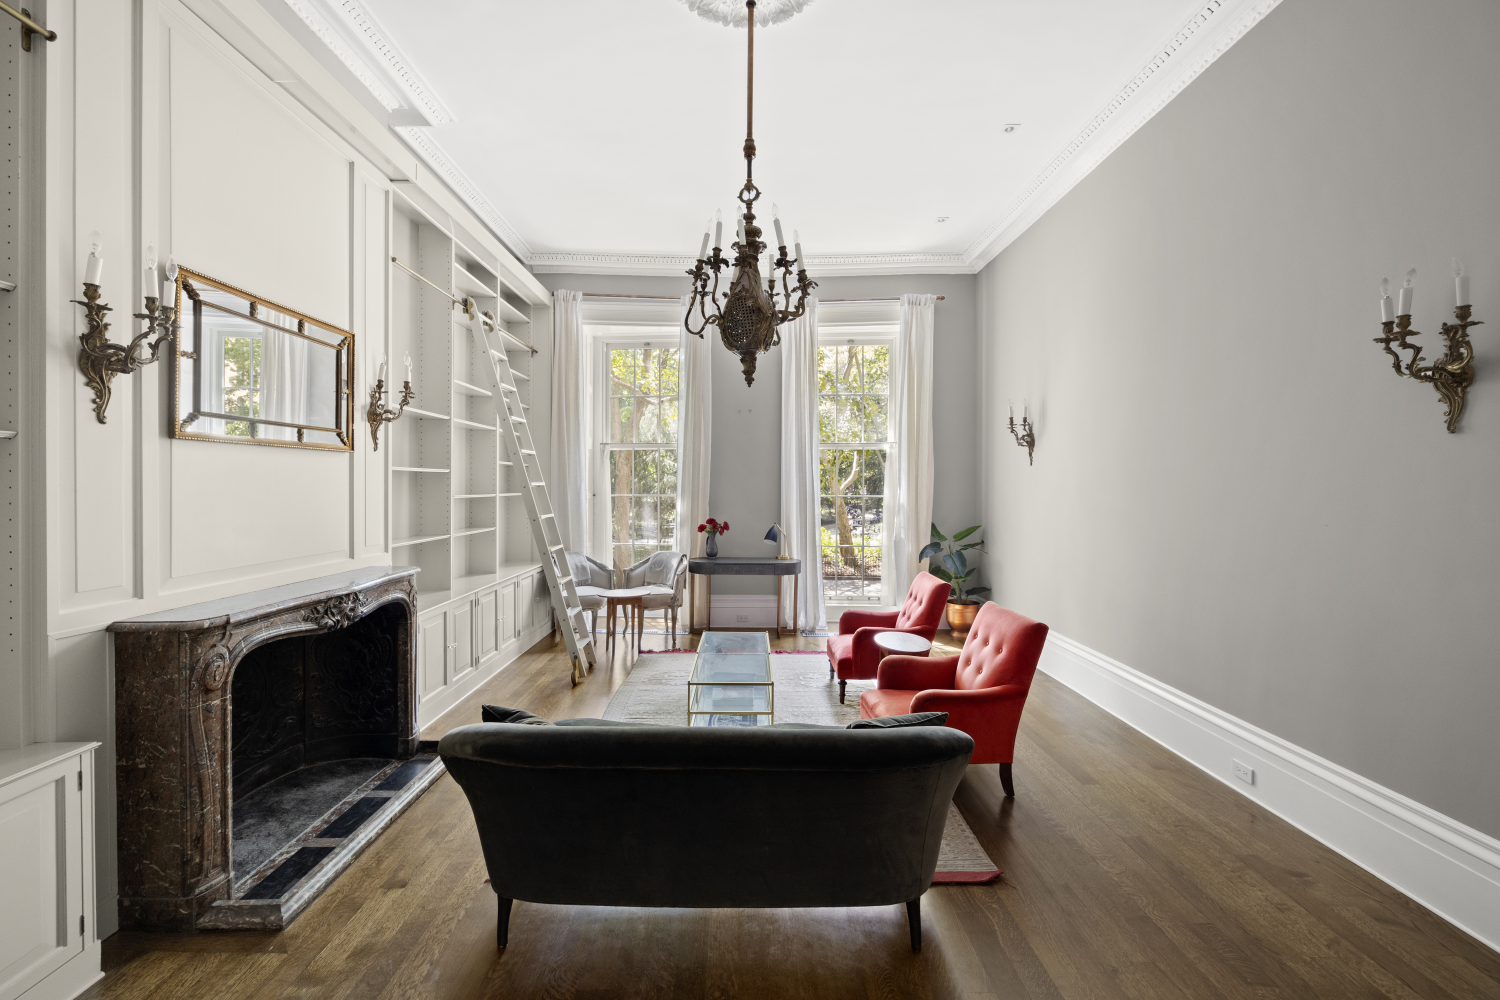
[{"x1": 233, "y1": 758, "x2": 393, "y2": 880}]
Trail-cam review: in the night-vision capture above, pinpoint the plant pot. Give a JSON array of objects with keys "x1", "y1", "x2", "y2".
[
  {"x1": 705, "y1": 533, "x2": 718, "y2": 558},
  {"x1": 946, "y1": 600, "x2": 980, "y2": 639}
]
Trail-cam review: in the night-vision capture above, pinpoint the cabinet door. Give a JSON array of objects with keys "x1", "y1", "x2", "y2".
[
  {"x1": 476, "y1": 588, "x2": 499, "y2": 668},
  {"x1": 529, "y1": 572, "x2": 550, "y2": 631},
  {"x1": 418, "y1": 610, "x2": 447, "y2": 697},
  {"x1": 0, "y1": 756, "x2": 85, "y2": 999},
  {"x1": 500, "y1": 581, "x2": 519, "y2": 644},
  {"x1": 451, "y1": 601, "x2": 474, "y2": 682}
]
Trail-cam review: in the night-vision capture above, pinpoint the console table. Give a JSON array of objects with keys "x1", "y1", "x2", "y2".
[{"x1": 688, "y1": 556, "x2": 802, "y2": 636}]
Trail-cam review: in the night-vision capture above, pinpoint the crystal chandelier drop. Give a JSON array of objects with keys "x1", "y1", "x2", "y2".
[{"x1": 684, "y1": 0, "x2": 816, "y2": 387}]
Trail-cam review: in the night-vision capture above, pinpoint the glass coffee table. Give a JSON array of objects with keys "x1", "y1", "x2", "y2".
[{"x1": 688, "y1": 631, "x2": 774, "y2": 727}]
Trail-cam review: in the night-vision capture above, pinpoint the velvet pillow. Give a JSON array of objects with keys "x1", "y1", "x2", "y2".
[
  {"x1": 846, "y1": 712, "x2": 948, "y2": 729},
  {"x1": 481, "y1": 705, "x2": 552, "y2": 725}
]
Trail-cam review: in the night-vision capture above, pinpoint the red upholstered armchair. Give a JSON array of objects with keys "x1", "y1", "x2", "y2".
[
  {"x1": 859, "y1": 602, "x2": 1048, "y2": 797},
  {"x1": 826, "y1": 572, "x2": 951, "y2": 704}
]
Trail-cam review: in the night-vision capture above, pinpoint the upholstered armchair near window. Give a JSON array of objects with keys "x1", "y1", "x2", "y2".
[
  {"x1": 623, "y1": 550, "x2": 688, "y2": 643},
  {"x1": 566, "y1": 551, "x2": 614, "y2": 633},
  {"x1": 860, "y1": 602, "x2": 1048, "y2": 797},
  {"x1": 826, "y1": 571, "x2": 951, "y2": 704}
]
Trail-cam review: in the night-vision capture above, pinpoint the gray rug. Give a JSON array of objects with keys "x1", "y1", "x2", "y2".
[{"x1": 602, "y1": 652, "x2": 1001, "y2": 881}]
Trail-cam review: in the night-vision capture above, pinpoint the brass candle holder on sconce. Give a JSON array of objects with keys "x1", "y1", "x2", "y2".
[
  {"x1": 1007, "y1": 400, "x2": 1035, "y2": 465},
  {"x1": 1374, "y1": 265, "x2": 1482, "y2": 433},
  {"x1": 74, "y1": 280, "x2": 177, "y2": 424},
  {"x1": 367, "y1": 357, "x2": 415, "y2": 451}
]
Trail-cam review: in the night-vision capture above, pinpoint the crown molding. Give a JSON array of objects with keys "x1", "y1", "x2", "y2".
[
  {"x1": 530, "y1": 250, "x2": 971, "y2": 278},
  {"x1": 393, "y1": 127, "x2": 534, "y2": 262},
  {"x1": 963, "y1": 0, "x2": 1284, "y2": 272}
]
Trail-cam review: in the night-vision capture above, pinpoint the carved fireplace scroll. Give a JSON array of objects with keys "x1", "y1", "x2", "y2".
[{"x1": 109, "y1": 567, "x2": 418, "y2": 931}]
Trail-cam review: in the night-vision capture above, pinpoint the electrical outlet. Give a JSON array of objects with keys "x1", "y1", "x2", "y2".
[
  {"x1": 1232, "y1": 760, "x2": 1255, "y2": 786},
  {"x1": 736, "y1": 614, "x2": 750, "y2": 623}
]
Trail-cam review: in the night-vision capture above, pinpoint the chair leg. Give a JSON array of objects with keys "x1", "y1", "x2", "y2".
[
  {"x1": 999, "y1": 762, "x2": 1015, "y2": 798},
  {"x1": 497, "y1": 895, "x2": 513, "y2": 948},
  {"x1": 905, "y1": 897, "x2": 921, "y2": 952},
  {"x1": 839, "y1": 680, "x2": 847, "y2": 704}
]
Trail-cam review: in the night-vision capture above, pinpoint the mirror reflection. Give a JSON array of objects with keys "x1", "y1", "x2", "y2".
[{"x1": 171, "y1": 268, "x2": 353, "y2": 450}]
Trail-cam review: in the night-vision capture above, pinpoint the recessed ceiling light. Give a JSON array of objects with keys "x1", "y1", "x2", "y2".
[
  {"x1": 936, "y1": 216, "x2": 950, "y2": 223},
  {"x1": 1004, "y1": 124, "x2": 1019, "y2": 133}
]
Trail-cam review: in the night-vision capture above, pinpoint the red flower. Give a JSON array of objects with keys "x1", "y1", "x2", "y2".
[
  {"x1": 721, "y1": 522, "x2": 729, "y2": 532},
  {"x1": 697, "y1": 524, "x2": 706, "y2": 532}
]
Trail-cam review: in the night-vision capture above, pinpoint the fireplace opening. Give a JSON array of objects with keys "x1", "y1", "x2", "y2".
[{"x1": 230, "y1": 602, "x2": 408, "y2": 883}]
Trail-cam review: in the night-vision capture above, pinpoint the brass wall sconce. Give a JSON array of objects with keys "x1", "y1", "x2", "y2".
[
  {"x1": 367, "y1": 354, "x2": 414, "y2": 451},
  {"x1": 1374, "y1": 264, "x2": 1482, "y2": 433},
  {"x1": 73, "y1": 249, "x2": 176, "y2": 424},
  {"x1": 1008, "y1": 400, "x2": 1035, "y2": 465}
]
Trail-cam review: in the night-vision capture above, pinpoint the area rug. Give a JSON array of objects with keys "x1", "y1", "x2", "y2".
[{"x1": 601, "y1": 651, "x2": 1002, "y2": 883}]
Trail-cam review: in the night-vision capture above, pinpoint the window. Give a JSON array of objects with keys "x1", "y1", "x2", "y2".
[
  {"x1": 220, "y1": 334, "x2": 262, "y2": 437},
  {"x1": 605, "y1": 344, "x2": 680, "y2": 571},
  {"x1": 819, "y1": 343, "x2": 889, "y2": 601}
]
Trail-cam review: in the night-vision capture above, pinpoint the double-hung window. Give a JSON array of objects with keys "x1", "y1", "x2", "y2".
[
  {"x1": 818, "y1": 341, "x2": 890, "y2": 601},
  {"x1": 603, "y1": 342, "x2": 680, "y2": 572}
]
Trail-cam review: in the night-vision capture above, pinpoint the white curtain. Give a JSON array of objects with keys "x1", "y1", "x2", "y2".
[
  {"x1": 779, "y1": 298, "x2": 827, "y2": 633},
  {"x1": 883, "y1": 293, "x2": 937, "y2": 605},
  {"x1": 675, "y1": 294, "x2": 713, "y2": 630},
  {"x1": 260, "y1": 307, "x2": 312, "y2": 441},
  {"x1": 550, "y1": 289, "x2": 588, "y2": 551}
]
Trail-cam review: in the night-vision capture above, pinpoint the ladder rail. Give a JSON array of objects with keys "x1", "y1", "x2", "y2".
[{"x1": 467, "y1": 305, "x2": 597, "y2": 685}]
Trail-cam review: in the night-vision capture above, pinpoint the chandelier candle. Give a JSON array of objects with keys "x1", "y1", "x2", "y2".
[{"x1": 684, "y1": 0, "x2": 817, "y2": 386}]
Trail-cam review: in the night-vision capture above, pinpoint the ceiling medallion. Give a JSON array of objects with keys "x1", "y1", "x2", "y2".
[
  {"x1": 677, "y1": 0, "x2": 815, "y2": 28},
  {"x1": 684, "y1": 0, "x2": 816, "y2": 386}
]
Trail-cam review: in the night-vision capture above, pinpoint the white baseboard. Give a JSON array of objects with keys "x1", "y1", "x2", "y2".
[
  {"x1": 18, "y1": 942, "x2": 101, "y2": 1000},
  {"x1": 709, "y1": 595, "x2": 778, "y2": 628},
  {"x1": 1041, "y1": 633, "x2": 1500, "y2": 952}
]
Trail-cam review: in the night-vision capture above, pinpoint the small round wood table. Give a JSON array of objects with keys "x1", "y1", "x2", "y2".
[
  {"x1": 599, "y1": 587, "x2": 657, "y2": 654},
  {"x1": 873, "y1": 631, "x2": 933, "y2": 659}
]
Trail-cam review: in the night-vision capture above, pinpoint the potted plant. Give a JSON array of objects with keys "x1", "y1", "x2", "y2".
[
  {"x1": 919, "y1": 523, "x2": 991, "y2": 638},
  {"x1": 698, "y1": 517, "x2": 729, "y2": 557}
]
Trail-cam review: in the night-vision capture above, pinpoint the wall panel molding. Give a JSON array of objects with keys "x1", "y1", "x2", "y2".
[{"x1": 1040, "y1": 632, "x2": 1500, "y2": 952}]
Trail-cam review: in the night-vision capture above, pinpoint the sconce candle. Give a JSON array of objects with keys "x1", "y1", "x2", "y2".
[
  {"x1": 1397, "y1": 269, "x2": 1415, "y2": 316},
  {"x1": 404, "y1": 352, "x2": 413, "y2": 384},
  {"x1": 84, "y1": 247, "x2": 104, "y2": 286},
  {"x1": 1380, "y1": 278, "x2": 1395, "y2": 323},
  {"x1": 1454, "y1": 259, "x2": 1470, "y2": 307}
]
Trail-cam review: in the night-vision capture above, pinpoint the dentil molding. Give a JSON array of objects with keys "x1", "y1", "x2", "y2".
[{"x1": 289, "y1": 0, "x2": 1283, "y2": 277}]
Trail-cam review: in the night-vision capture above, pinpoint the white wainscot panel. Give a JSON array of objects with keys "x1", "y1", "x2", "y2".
[
  {"x1": 169, "y1": 440, "x2": 349, "y2": 579},
  {"x1": 165, "y1": 12, "x2": 351, "y2": 325}
]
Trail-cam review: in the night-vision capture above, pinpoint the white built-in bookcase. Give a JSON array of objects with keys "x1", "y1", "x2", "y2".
[{"x1": 389, "y1": 189, "x2": 552, "y2": 725}]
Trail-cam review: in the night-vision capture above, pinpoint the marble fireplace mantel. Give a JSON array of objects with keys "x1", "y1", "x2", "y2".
[{"x1": 109, "y1": 566, "x2": 419, "y2": 931}]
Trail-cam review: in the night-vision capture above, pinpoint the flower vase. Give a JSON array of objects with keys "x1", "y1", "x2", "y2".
[{"x1": 705, "y1": 533, "x2": 718, "y2": 558}]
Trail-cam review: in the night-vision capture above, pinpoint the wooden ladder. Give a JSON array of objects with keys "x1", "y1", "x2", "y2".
[{"x1": 466, "y1": 303, "x2": 596, "y2": 686}]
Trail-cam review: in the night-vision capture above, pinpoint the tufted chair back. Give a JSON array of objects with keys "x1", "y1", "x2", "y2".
[
  {"x1": 953, "y1": 603, "x2": 1049, "y2": 692},
  {"x1": 893, "y1": 572, "x2": 953, "y2": 632}
]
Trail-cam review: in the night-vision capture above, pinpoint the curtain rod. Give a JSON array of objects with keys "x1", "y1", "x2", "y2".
[
  {"x1": 390, "y1": 256, "x2": 536, "y2": 354},
  {"x1": 579, "y1": 293, "x2": 944, "y2": 302}
]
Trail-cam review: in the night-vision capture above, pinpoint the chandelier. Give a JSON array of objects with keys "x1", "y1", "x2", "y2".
[{"x1": 684, "y1": 0, "x2": 816, "y2": 386}]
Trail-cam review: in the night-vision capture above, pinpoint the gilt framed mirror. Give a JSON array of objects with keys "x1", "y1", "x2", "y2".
[{"x1": 169, "y1": 267, "x2": 354, "y2": 451}]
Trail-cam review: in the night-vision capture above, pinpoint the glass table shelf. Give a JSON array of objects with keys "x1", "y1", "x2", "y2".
[{"x1": 688, "y1": 632, "x2": 774, "y2": 727}]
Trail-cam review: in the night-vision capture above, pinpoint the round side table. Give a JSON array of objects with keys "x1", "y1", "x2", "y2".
[{"x1": 873, "y1": 632, "x2": 933, "y2": 658}]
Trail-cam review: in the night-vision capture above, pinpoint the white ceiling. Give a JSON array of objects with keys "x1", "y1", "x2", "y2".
[{"x1": 273, "y1": 0, "x2": 1275, "y2": 274}]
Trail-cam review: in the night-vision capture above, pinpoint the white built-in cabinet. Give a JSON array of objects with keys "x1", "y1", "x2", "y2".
[
  {"x1": 388, "y1": 188, "x2": 553, "y2": 727},
  {"x1": 0, "y1": 743, "x2": 100, "y2": 1000}
]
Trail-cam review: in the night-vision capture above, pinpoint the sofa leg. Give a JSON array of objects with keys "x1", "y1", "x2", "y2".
[
  {"x1": 838, "y1": 680, "x2": 847, "y2": 704},
  {"x1": 999, "y1": 763, "x2": 1015, "y2": 798},
  {"x1": 497, "y1": 895, "x2": 513, "y2": 948},
  {"x1": 906, "y1": 897, "x2": 921, "y2": 952}
]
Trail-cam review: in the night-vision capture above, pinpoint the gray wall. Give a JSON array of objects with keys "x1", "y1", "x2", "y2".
[
  {"x1": 537, "y1": 272, "x2": 979, "y2": 596},
  {"x1": 977, "y1": 0, "x2": 1500, "y2": 836}
]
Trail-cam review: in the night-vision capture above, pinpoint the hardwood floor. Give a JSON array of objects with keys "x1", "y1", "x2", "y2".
[{"x1": 89, "y1": 626, "x2": 1500, "y2": 999}]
